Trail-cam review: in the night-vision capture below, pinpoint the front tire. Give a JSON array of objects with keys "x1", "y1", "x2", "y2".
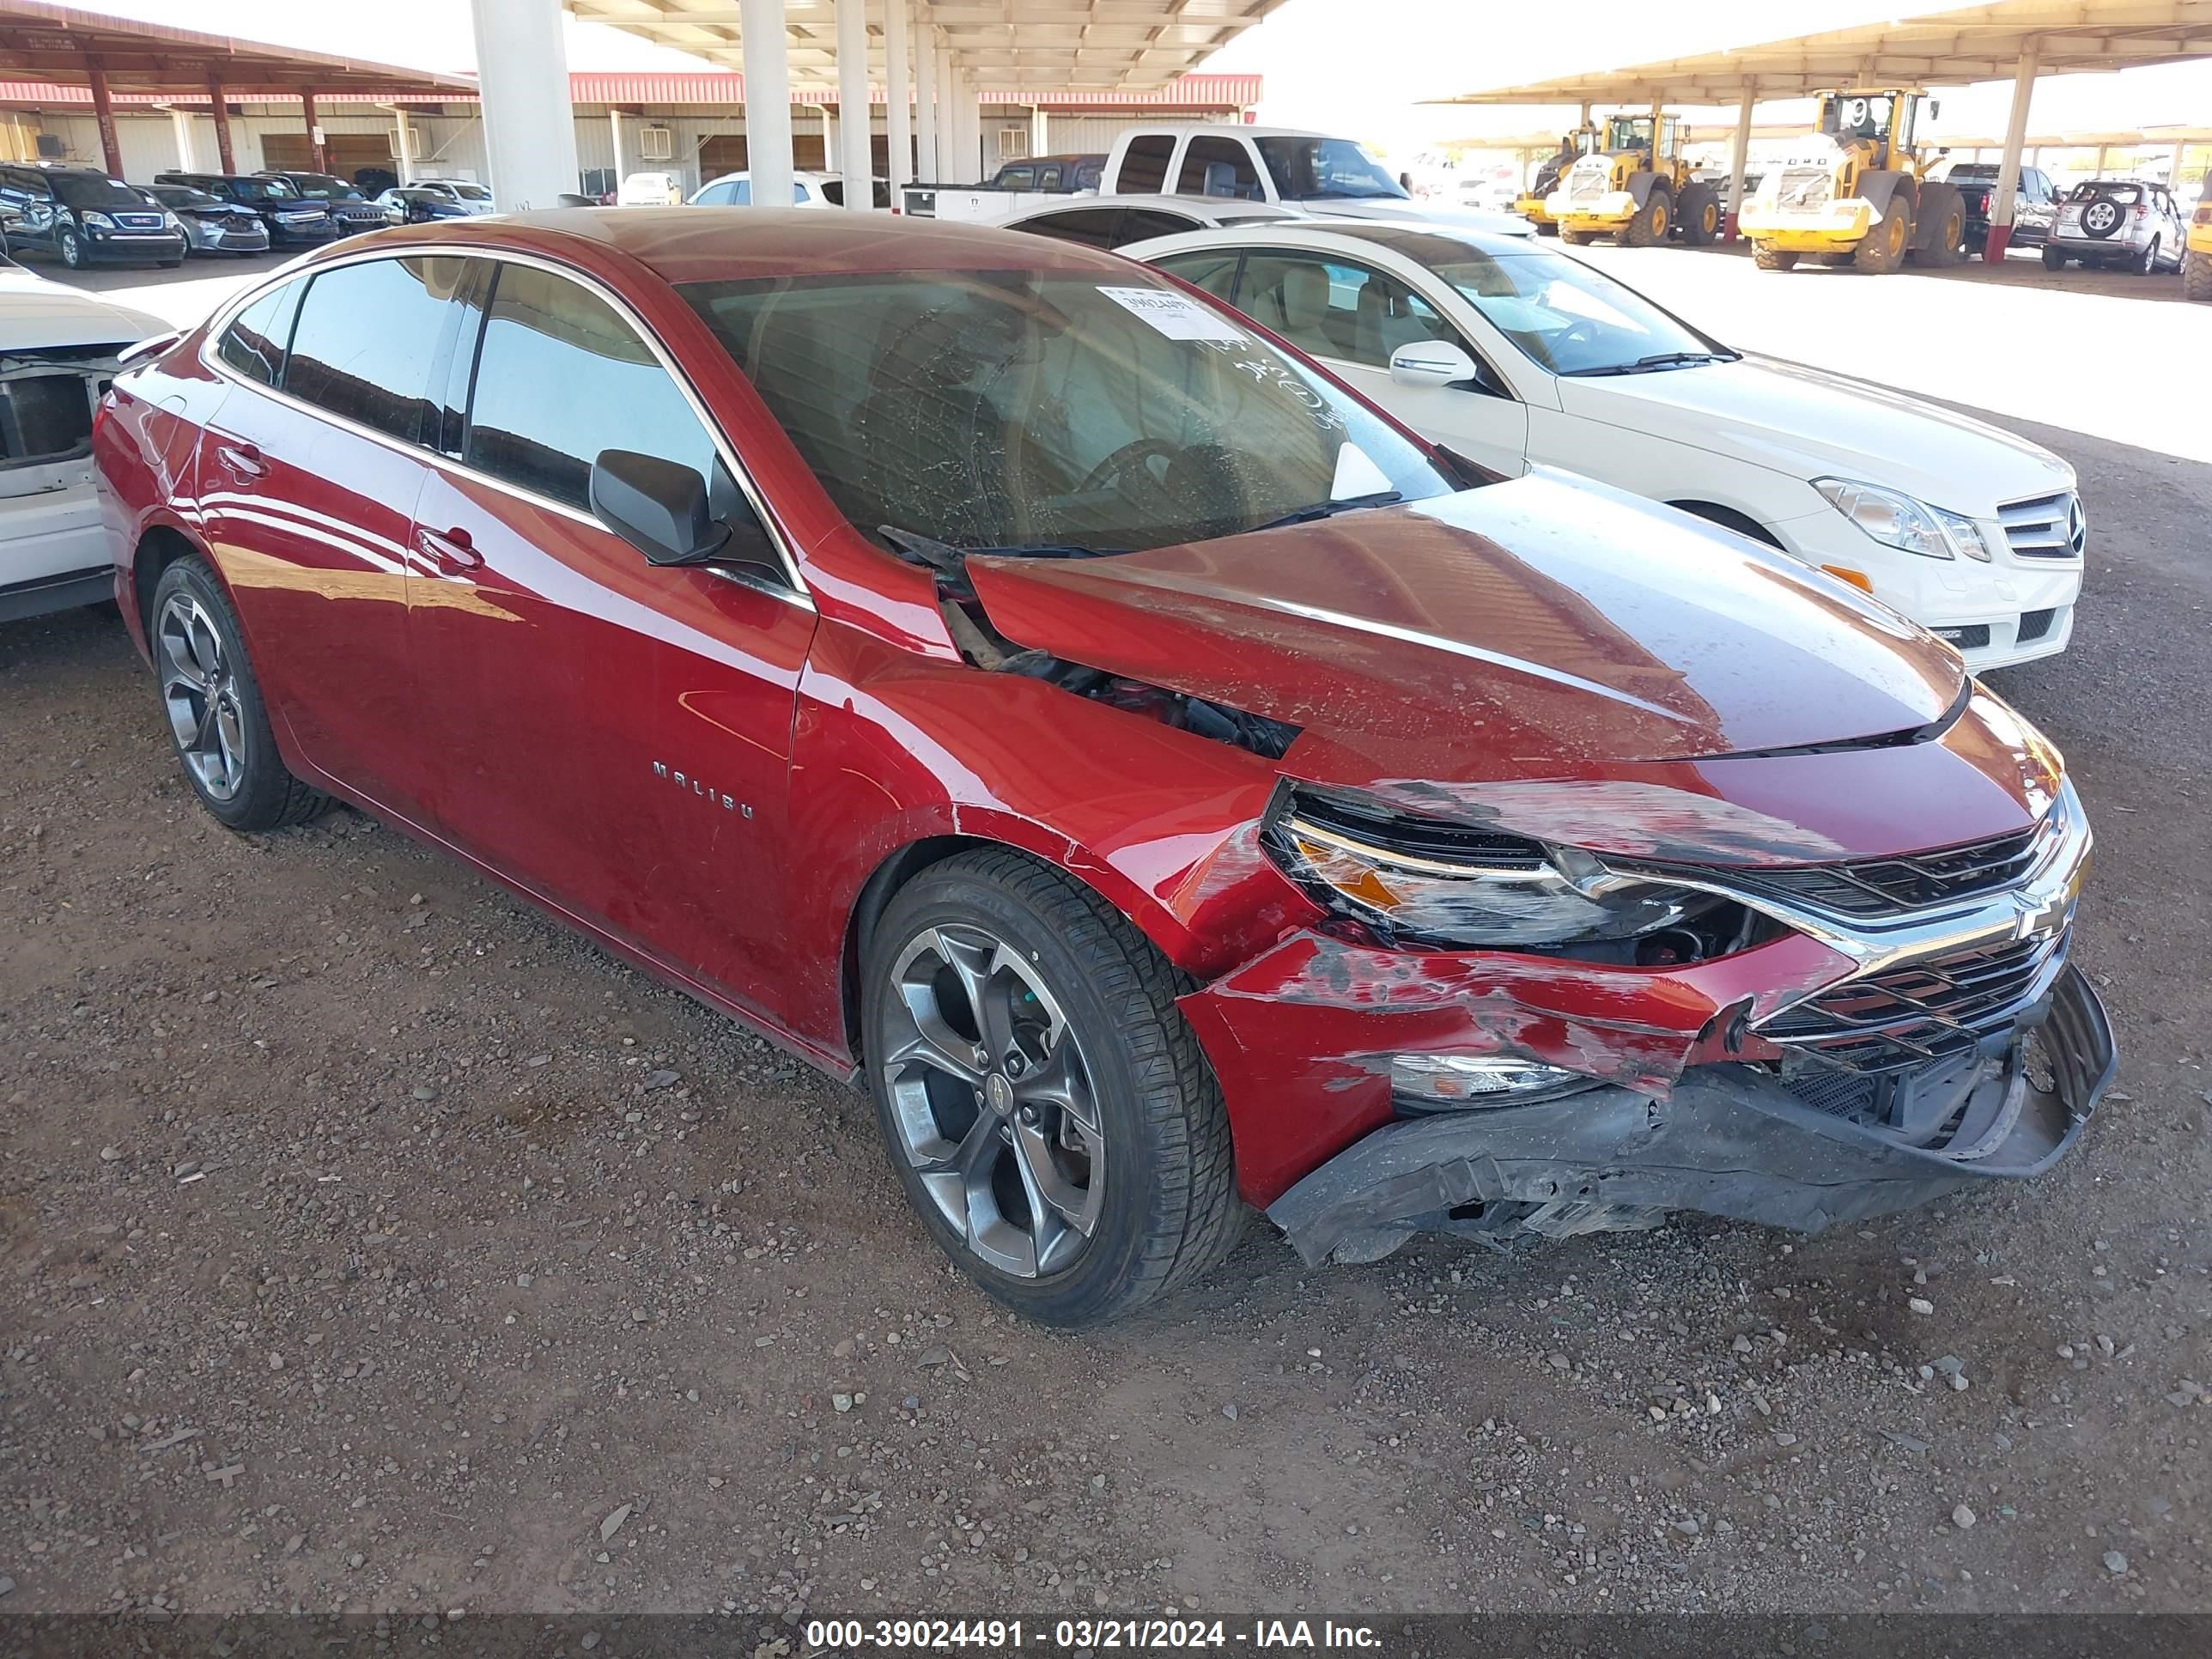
[
  {"x1": 862, "y1": 849, "x2": 1240, "y2": 1328},
  {"x1": 149, "y1": 556, "x2": 330, "y2": 832},
  {"x1": 1752, "y1": 244, "x2": 1799, "y2": 270},
  {"x1": 58, "y1": 228, "x2": 84, "y2": 269},
  {"x1": 1559, "y1": 226, "x2": 1596, "y2": 245},
  {"x1": 1853, "y1": 200, "x2": 1911, "y2": 272},
  {"x1": 1619, "y1": 189, "x2": 1669, "y2": 246}
]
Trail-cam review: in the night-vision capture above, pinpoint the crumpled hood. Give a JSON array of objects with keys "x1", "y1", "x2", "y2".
[
  {"x1": 1556, "y1": 356, "x2": 2072, "y2": 517},
  {"x1": 0, "y1": 275, "x2": 167, "y2": 352},
  {"x1": 965, "y1": 471, "x2": 1967, "y2": 790}
]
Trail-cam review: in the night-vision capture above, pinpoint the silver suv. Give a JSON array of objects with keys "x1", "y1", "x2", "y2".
[{"x1": 2044, "y1": 179, "x2": 2187, "y2": 274}]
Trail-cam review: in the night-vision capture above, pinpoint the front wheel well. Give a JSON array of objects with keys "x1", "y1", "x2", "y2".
[
  {"x1": 838, "y1": 835, "x2": 992, "y2": 1067},
  {"x1": 1668, "y1": 501, "x2": 1785, "y2": 550}
]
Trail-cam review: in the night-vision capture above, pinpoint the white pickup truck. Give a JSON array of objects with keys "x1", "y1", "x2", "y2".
[{"x1": 902, "y1": 125, "x2": 1533, "y2": 238}]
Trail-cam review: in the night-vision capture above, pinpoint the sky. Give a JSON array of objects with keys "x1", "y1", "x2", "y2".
[{"x1": 86, "y1": 0, "x2": 2212, "y2": 155}]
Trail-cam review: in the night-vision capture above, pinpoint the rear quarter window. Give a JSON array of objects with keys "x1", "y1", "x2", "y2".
[
  {"x1": 216, "y1": 279, "x2": 307, "y2": 388},
  {"x1": 1116, "y1": 135, "x2": 1175, "y2": 194}
]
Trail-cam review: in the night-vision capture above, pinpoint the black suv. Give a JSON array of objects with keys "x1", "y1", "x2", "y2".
[
  {"x1": 152, "y1": 171, "x2": 336, "y2": 246},
  {"x1": 0, "y1": 164, "x2": 185, "y2": 268},
  {"x1": 252, "y1": 170, "x2": 389, "y2": 235}
]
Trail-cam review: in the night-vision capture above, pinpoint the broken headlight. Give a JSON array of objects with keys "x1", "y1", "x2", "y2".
[{"x1": 1263, "y1": 790, "x2": 1719, "y2": 953}]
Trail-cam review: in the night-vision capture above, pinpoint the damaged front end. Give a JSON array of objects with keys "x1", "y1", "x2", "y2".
[{"x1": 1178, "y1": 774, "x2": 2112, "y2": 1266}]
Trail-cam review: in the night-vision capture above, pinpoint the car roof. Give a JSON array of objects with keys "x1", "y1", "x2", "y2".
[
  {"x1": 1007, "y1": 192, "x2": 1287, "y2": 219},
  {"x1": 347, "y1": 207, "x2": 1154, "y2": 285},
  {"x1": 1127, "y1": 219, "x2": 1550, "y2": 265}
]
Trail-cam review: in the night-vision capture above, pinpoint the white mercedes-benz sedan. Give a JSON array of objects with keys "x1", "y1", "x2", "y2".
[{"x1": 1124, "y1": 221, "x2": 2085, "y2": 671}]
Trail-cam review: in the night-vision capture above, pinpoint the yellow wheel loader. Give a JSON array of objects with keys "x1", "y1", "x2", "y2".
[
  {"x1": 1741, "y1": 88, "x2": 1970, "y2": 274},
  {"x1": 1515, "y1": 125, "x2": 1600, "y2": 235},
  {"x1": 1545, "y1": 111, "x2": 1722, "y2": 249}
]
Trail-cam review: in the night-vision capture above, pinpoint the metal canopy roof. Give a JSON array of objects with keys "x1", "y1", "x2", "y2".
[
  {"x1": 1430, "y1": 0, "x2": 2212, "y2": 106},
  {"x1": 568, "y1": 0, "x2": 1288, "y2": 91},
  {"x1": 0, "y1": 0, "x2": 474, "y2": 96}
]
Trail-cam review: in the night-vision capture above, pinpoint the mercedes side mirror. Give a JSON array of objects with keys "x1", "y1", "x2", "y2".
[
  {"x1": 1389, "y1": 340, "x2": 1480, "y2": 390},
  {"x1": 591, "y1": 449, "x2": 731, "y2": 567}
]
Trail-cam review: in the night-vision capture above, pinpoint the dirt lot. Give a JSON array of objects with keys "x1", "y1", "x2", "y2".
[{"x1": 3, "y1": 403, "x2": 2209, "y2": 1627}]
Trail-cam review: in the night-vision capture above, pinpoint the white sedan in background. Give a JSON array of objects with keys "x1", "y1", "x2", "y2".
[
  {"x1": 1126, "y1": 221, "x2": 2086, "y2": 670},
  {"x1": 688, "y1": 171, "x2": 890, "y2": 209}
]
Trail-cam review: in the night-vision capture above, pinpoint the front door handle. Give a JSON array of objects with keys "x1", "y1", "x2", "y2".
[
  {"x1": 416, "y1": 525, "x2": 483, "y2": 574},
  {"x1": 215, "y1": 441, "x2": 267, "y2": 481}
]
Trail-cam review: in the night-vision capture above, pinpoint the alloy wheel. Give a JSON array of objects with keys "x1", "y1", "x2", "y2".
[
  {"x1": 157, "y1": 592, "x2": 247, "y2": 801},
  {"x1": 878, "y1": 923, "x2": 1106, "y2": 1279},
  {"x1": 59, "y1": 228, "x2": 82, "y2": 268}
]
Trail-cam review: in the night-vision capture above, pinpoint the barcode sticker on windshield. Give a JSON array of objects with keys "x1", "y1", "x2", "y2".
[{"x1": 1098, "y1": 285, "x2": 1248, "y2": 342}]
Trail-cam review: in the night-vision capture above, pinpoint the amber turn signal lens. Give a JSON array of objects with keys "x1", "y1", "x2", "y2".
[{"x1": 1820, "y1": 565, "x2": 1875, "y2": 593}]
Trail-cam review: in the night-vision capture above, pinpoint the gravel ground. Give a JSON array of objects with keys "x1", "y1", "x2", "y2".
[{"x1": 2, "y1": 407, "x2": 2207, "y2": 1626}]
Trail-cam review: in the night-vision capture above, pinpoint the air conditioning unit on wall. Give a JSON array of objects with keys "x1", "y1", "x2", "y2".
[
  {"x1": 639, "y1": 125, "x2": 674, "y2": 161},
  {"x1": 386, "y1": 125, "x2": 425, "y2": 159}
]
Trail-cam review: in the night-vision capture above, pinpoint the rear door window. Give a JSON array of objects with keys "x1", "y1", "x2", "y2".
[
  {"x1": 1116, "y1": 135, "x2": 1175, "y2": 194},
  {"x1": 1149, "y1": 248, "x2": 1241, "y2": 301},
  {"x1": 463, "y1": 260, "x2": 723, "y2": 515},
  {"x1": 216, "y1": 278, "x2": 307, "y2": 387},
  {"x1": 1176, "y1": 137, "x2": 1263, "y2": 201},
  {"x1": 283, "y1": 256, "x2": 467, "y2": 445},
  {"x1": 1014, "y1": 207, "x2": 1128, "y2": 249}
]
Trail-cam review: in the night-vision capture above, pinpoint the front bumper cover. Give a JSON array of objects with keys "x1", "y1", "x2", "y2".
[{"x1": 1267, "y1": 963, "x2": 2113, "y2": 1267}]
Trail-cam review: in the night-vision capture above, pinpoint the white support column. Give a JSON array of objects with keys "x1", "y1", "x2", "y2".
[
  {"x1": 835, "y1": 0, "x2": 871, "y2": 210},
  {"x1": 386, "y1": 103, "x2": 417, "y2": 185},
  {"x1": 168, "y1": 106, "x2": 195, "y2": 169},
  {"x1": 1986, "y1": 37, "x2": 2040, "y2": 261},
  {"x1": 467, "y1": 0, "x2": 580, "y2": 210},
  {"x1": 1723, "y1": 82, "x2": 1754, "y2": 242},
  {"x1": 608, "y1": 109, "x2": 625, "y2": 188},
  {"x1": 912, "y1": 11, "x2": 938, "y2": 182},
  {"x1": 740, "y1": 0, "x2": 794, "y2": 207},
  {"x1": 821, "y1": 102, "x2": 836, "y2": 168},
  {"x1": 884, "y1": 0, "x2": 912, "y2": 198},
  {"x1": 938, "y1": 45, "x2": 962, "y2": 179},
  {"x1": 1030, "y1": 104, "x2": 1048, "y2": 159},
  {"x1": 961, "y1": 76, "x2": 982, "y2": 181}
]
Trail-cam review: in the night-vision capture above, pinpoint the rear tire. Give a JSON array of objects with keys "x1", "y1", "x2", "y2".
[
  {"x1": 1752, "y1": 244, "x2": 1799, "y2": 270},
  {"x1": 861, "y1": 849, "x2": 1242, "y2": 1328},
  {"x1": 1853, "y1": 199, "x2": 1911, "y2": 273},
  {"x1": 2184, "y1": 248, "x2": 2212, "y2": 302},
  {"x1": 2136, "y1": 236, "x2": 2159, "y2": 276},
  {"x1": 1619, "y1": 189, "x2": 1669, "y2": 247},
  {"x1": 2041, "y1": 245, "x2": 2068, "y2": 271},
  {"x1": 1676, "y1": 181, "x2": 1720, "y2": 246},
  {"x1": 1913, "y1": 184, "x2": 1968, "y2": 266},
  {"x1": 148, "y1": 556, "x2": 331, "y2": 833}
]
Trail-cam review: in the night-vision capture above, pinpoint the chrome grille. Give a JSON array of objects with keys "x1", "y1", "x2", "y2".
[
  {"x1": 1778, "y1": 167, "x2": 1834, "y2": 210},
  {"x1": 1726, "y1": 799, "x2": 2064, "y2": 920},
  {"x1": 1762, "y1": 929, "x2": 2069, "y2": 1075},
  {"x1": 1998, "y1": 489, "x2": 2084, "y2": 559}
]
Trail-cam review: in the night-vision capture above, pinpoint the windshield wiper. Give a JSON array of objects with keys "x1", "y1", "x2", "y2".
[
  {"x1": 878, "y1": 525, "x2": 1121, "y2": 576},
  {"x1": 1249, "y1": 490, "x2": 1402, "y2": 532},
  {"x1": 1560, "y1": 350, "x2": 1736, "y2": 378}
]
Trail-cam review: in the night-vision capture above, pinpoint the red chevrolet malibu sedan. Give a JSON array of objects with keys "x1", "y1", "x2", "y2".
[{"x1": 94, "y1": 211, "x2": 2112, "y2": 1327}]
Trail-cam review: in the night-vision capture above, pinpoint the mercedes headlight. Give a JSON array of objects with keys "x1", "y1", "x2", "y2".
[
  {"x1": 1265, "y1": 792, "x2": 1716, "y2": 951},
  {"x1": 1814, "y1": 477, "x2": 1986, "y2": 561}
]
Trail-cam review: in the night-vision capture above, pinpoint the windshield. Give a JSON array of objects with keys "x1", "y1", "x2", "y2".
[
  {"x1": 1255, "y1": 137, "x2": 1407, "y2": 202},
  {"x1": 231, "y1": 177, "x2": 299, "y2": 200},
  {"x1": 52, "y1": 174, "x2": 154, "y2": 210},
  {"x1": 1821, "y1": 94, "x2": 1896, "y2": 142},
  {"x1": 447, "y1": 182, "x2": 493, "y2": 201},
  {"x1": 282, "y1": 173, "x2": 364, "y2": 201},
  {"x1": 1429, "y1": 244, "x2": 1725, "y2": 376},
  {"x1": 1603, "y1": 116, "x2": 1653, "y2": 152},
  {"x1": 681, "y1": 270, "x2": 1450, "y2": 553}
]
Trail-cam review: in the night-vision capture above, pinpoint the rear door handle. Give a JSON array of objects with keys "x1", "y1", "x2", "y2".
[
  {"x1": 215, "y1": 441, "x2": 266, "y2": 481},
  {"x1": 416, "y1": 525, "x2": 483, "y2": 573}
]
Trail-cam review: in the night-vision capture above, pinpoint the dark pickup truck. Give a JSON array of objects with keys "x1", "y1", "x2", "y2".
[{"x1": 1935, "y1": 161, "x2": 2059, "y2": 252}]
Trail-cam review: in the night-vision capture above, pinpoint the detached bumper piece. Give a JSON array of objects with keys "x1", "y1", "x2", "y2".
[{"x1": 1267, "y1": 963, "x2": 2113, "y2": 1267}]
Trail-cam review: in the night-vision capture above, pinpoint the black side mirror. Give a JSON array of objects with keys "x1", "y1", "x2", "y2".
[{"x1": 591, "y1": 449, "x2": 729, "y2": 566}]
